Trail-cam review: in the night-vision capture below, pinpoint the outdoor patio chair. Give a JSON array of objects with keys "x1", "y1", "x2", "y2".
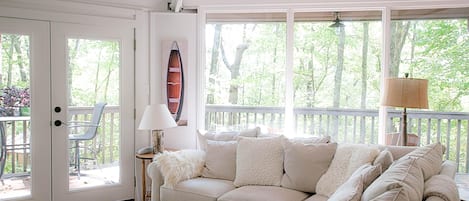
[{"x1": 69, "y1": 102, "x2": 107, "y2": 178}]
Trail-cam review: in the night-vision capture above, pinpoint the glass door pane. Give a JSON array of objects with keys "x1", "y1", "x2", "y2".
[
  {"x1": 67, "y1": 38, "x2": 121, "y2": 189},
  {"x1": 0, "y1": 33, "x2": 32, "y2": 199}
]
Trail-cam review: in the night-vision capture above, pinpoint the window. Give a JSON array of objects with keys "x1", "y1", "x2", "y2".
[
  {"x1": 388, "y1": 8, "x2": 469, "y2": 172},
  {"x1": 293, "y1": 11, "x2": 382, "y2": 143},
  {"x1": 205, "y1": 13, "x2": 286, "y2": 132}
]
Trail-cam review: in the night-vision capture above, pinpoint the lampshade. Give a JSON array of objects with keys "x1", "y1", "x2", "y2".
[
  {"x1": 138, "y1": 104, "x2": 177, "y2": 130},
  {"x1": 382, "y1": 77, "x2": 429, "y2": 109}
]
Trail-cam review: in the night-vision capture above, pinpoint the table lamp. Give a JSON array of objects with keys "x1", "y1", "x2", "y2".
[
  {"x1": 382, "y1": 73, "x2": 428, "y2": 146},
  {"x1": 138, "y1": 104, "x2": 177, "y2": 153}
]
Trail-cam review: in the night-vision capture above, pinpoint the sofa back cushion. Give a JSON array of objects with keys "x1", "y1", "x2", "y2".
[
  {"x1": 315, "y1": 144, "x2": 380, "y2": 197},
  {"x1": 281, "y1": 140, "x2": 337, "y2": 193},
  {"x1": 202, "y1": 140, "x2": 237, "y2": 180},
  {"x1": 197, "y1": 127, "x2": 259, "y2": 150},
  {"x1": 234, "y1": 136, "x2": 284, "y2": 187}
]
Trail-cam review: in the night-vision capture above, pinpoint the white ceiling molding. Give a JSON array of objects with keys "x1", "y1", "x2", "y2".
[
  {"x1": 0, "y1": 0, "x2": 139, "y2": 22},
  {"x1": 185, "y1": 0, "x2": 469, "y2": 11},
  {"x1": 58, "y1": 0, "x2": 166, "y2": 11}
]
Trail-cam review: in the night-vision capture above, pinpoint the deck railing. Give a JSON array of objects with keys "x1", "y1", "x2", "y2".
[
  {"x1": 206, "y1": 104, "x2": 469, "y2": 173},
  {"x1": 1, "y1": 106, "x2": 120, "y2": 178}
]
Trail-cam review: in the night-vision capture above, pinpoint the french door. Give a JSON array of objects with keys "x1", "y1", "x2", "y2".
[
  {"x1": 51, "y1": 22, "x2": 134, "y2": 201},
  {"x1": 0, "y1": 17, "x2": 134, "y2": 201}
]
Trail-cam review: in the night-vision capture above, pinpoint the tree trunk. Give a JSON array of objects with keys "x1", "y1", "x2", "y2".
[
  {"x1": 206, "y1": 24, "x2": 222, "y2": 104},
  {"x1": 333, "y1": 26, "x2": 345, "y2": 108},
  {"x1": 390, "y1": 21, "x2": 411, "y2": 77},
  {"x1": 360, "y1": 23, "x2": 370, "y2": 143},
  {"x1": 306, "y1": 46, "x2": 314, "y2": 108},
  {"x1": 7, "y1": 35, "x2": 15, "y2": 87},
  {"x1": 332, "y1": 26, "x2": 345, "y2": 139},
  {"x1": 0, "y1": 34, "x2": 3, "y2": 86},
  {"x1": 12, "y1": 36, "x2": 27, "y2": 82},
  {"x1": 68, "y1": 39, "x2": 80, "y2": 105},
  {"x1": 94, "y1": 48, "x2": 102, "y2": 104},
  {"x1": 219, "y1": 25, "x2": 249, "y2": 105},
  {"x1": 227, "y1": 43, "x2": 248, "y2": 104},
  {"x1": 361, "y1": 22, "x2": 369, "y2": 109}
]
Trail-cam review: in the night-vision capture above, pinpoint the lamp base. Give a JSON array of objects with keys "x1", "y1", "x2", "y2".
[{"x1": 152, "y1": 130, "x2": 165, "y2": 154}]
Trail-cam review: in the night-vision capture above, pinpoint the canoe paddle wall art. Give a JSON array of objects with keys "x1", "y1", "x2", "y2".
[{"x1": 162, "y1": 40, "x2": 188, "y2": 126}]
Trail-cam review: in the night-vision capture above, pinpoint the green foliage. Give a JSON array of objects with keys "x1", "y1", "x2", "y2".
[{"x1": 67, "y1": 39, "x2": 120, "y2": 106}]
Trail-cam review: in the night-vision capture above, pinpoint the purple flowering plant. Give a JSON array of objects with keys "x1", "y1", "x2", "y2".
[{"x1": 1, "y1": 86, "x2": 30, "y2": 107}]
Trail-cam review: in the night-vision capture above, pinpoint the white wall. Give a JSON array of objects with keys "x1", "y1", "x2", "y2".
[{"x1": 149, "y1": 12, "x2": 198, "y2": 149}]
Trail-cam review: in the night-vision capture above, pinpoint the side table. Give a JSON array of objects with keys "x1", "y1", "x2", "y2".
[
  {"x1": 456, "y1": 173, "x2": 469, "y2": 201},
  {"x1": 136, "y1": 153, "x2": 154, "y2": 201}
]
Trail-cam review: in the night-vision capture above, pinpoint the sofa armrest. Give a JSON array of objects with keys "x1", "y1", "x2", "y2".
[
  {"x1": 439, "y1": 160, "x2": 457, "y2": 178},
  {"x1": 147, "y1": 161, "x2": 164, "y2": 201}
]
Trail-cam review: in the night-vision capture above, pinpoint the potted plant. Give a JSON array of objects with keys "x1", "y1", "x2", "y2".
[{"x1": 0, "y1": 86, "x2": 30, "y2": 116}]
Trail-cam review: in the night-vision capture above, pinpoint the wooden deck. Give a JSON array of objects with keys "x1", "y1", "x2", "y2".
[{"x1": 0, "y1": 166, "x2": 119, "y2": 199}]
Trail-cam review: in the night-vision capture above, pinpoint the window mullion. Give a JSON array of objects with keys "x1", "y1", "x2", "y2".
[{"x1": 285, "y1": 9, "x2": 295, "y2": 136}]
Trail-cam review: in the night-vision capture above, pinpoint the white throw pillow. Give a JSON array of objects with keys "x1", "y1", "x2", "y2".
[
  {"x1": 315, "y1": 144, "x2": 380, "y2": 197},
  {"x1": 153, "y1": 150, "x2": 205, "y2": 188},
  {"x1": 234, "y1": 136, "x2": 284, "y2": 187},
  {"x1": 202, "y1": 140, "x2": 237, "y2": 180},
  {"x1": 373, "y1": 149, "x2": 394, "y2": 172},
  {"x1": 328, "y1": 164, "x2": 382, "y2": 201},
  {"x1": 403, "y1": 142, "x2": 443, "y2": 180},
  {"x1": 361, "y1": 157, "x2": 424, "y2": 201},
  {"x1": 281, "y1": 140, "x2": 337, "y2": 193}
]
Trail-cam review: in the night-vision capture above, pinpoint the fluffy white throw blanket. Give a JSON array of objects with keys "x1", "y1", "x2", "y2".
[{"x1": 153, "y1": 150, "x2": 205, "y2": 188}]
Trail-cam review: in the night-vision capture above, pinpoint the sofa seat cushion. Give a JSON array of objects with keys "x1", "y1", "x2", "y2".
[
  {"x1": 161, "y1": 177, "x2": 235, "y2": 201},
  {"x1": 303, "y1": 194, "x2": 329, "y2": 201},
  {"x1": 217, "y1": 186, "x2": 310, "y2": 201}
]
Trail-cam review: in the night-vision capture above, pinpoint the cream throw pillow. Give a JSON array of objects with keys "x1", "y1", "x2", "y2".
[
  {"x1": 328, "y1": 164, "x2": 382, "y2": 201},
  {"x1": 373, "y1": 149, "x2": 394, "y2": 172},
  {"x1": 315, "y1": 144, "x2": 380, "y2": 197},
  {"x1": 281, "y1": 140, "x2": 337, "y2": 193},
  {"x1": 405, "y1": 142, "x2": 443, "y2": 180},
  {"x1": 154, "y1": 150, "x2": 205, "y2": 188},
  {"x1": 369, "y1": 188, "x2": 409, "y2": 201},
  {"x1": 234, "y1": 136, "x2": 284, "y2": 187},
  {"x1": 361, "y1": 157, "x2": 424, "y2": 201},
  {"x1": 202, "y1": 140, "x2": 237, "y2": 180}
]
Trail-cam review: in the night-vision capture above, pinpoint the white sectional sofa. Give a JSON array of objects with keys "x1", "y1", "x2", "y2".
[{"x1": 147, "y1": 128, "x2": 459, "y2": 201}]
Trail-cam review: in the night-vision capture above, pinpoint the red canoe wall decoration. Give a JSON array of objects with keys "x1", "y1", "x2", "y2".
[{"x1": 166, "y1": 41, "x2": 184, "y2": 122}]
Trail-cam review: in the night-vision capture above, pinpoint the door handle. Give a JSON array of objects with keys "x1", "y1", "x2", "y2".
[
  {"x1": 54, "y1": 120, "x2": 62, "y2": 127},
  {"x1": 54, "y1": 107, "x2": 61, "y2": 113}
]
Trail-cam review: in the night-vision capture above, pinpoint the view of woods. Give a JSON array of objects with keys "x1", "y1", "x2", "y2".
[
  {"x1": 67, "y1": 39, "x2": 120, "y2": 107},
  {"x1": 205, "y1": 10, "x2": 469, "y2": 117}
]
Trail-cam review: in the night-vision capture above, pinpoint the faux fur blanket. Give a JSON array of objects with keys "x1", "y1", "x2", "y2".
[{"x1": 153, "y1": 150, "x2": 206, "y2": 188}]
